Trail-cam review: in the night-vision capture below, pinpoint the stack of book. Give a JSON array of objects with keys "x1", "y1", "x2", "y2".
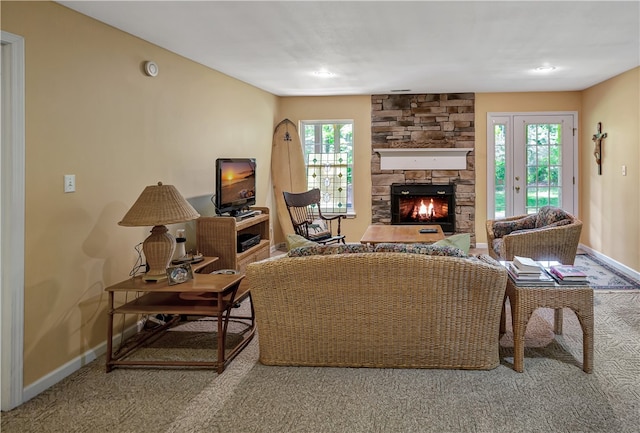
[
  {"x1": 548, "y1": 264, "x2": 589, "y2": 285},
  {"x1": 507, "y1": 256, "x2": 554, "y2": 286}
]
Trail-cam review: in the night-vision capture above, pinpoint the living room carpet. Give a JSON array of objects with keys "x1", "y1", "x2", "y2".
[
  {"x1": 574, "y1": 253, "x2": 640, "y2": 291},
  {"x1": 2, "y1": 293, "x2": 639, "y2": 433},
  {"x1": 184, "y1": 294, "x2": 640, "y2": 433}
]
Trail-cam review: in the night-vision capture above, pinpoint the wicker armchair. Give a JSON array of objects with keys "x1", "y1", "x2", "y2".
[
  {"x1": 283, "y1": 189, "x2": 345, "y2": 245},
  {"x1": 486, "y1": 206, "x2": 582, "y2": 265}
]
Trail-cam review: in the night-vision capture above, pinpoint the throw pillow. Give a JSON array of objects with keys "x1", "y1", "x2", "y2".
[
  {"x1": 433, "y1": 233, "x2": 470, "y2": 255},
  {"x1": 535, "y1": 206, "x2": 571, "y2": 228},
  {"x1": 309, "y1": 219, "x2": 328, "y2": 233},
  {"x1": 373, "y1": 243, "x2": 467, "y2": 257},
  {"x1": 307, "y1": 219, "x2": 332, "y2": 241},
  {"x1": 287, "y1": 243, "x2": 373, "y2": 257},
  {"x1": 492, "y1": 214, "x2": 537, "y2": 238},
  {"x1": 511, "y1": 218, "x2": 572, "y2": 235},
  {"x1": 492, "y1": 238, "x2": 504, "y2": 258},
  {"x1": 286, "y1": 233, "x2": 316, "y2": 250}
]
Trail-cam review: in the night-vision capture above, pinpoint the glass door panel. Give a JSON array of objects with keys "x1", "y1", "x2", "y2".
[
  {"x1": 514, "y1": 115, "x2": 574, "y2": 215},
  {"x1": 488, "y1": 113, "x2": 576, "y2": 219}
]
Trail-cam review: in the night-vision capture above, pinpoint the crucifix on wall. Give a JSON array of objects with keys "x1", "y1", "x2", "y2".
[{"x1": 592, "y1": 122, "x2": 607, "y2": 175}]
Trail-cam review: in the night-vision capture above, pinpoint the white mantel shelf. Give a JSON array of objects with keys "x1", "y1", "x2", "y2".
[{"x1": 374, "y1": 148, "x2": 472, "y2": 170}]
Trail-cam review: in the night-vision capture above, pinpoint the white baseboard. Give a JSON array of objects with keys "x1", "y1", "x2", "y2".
[
  {"x1": 22, "y1": 322, "x2": 139, "y2": 403},
  {"x1": 578, "y1": 243, "x2": 640, "y2": 281}
]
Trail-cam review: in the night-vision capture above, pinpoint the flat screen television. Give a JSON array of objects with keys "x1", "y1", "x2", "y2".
[{"x1": 215, "y1": 158, "x2": 256, "y2": 216}]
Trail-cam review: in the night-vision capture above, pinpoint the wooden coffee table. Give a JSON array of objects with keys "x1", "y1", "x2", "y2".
[{"x1": 360, "y1": 224, "x2": 445, "y2": 245}]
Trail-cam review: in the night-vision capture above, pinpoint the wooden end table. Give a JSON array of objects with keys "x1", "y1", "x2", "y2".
[
  {"x1": 105, "y1": 258, "x2": 255, "y2": 373},
  {"x1": 502, "y1": 277, "x2": 594, "y2": 373},
  {"x1": 360, "y1": 224, "x2": 445, "y2": 245}
]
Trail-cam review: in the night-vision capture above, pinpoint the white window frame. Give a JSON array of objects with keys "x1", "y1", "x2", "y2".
[{"x1": 300, "y1": 120, "x2": 354, "y2": 216}]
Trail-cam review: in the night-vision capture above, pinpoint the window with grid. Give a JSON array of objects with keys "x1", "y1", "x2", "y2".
[
  {"x1": 493, "y1": 123, "x2": 507, "y2": 219},
  {"x1": 300, "y1": 120, "x2": 353, "y2": 215},
  {"x1": 525, "y1": 123, "x2": 562, "y2": 213}
]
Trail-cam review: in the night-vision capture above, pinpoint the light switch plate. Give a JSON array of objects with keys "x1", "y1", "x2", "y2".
[{"x1": 64, "y1": 174, "x2": 76, "y2": 193}]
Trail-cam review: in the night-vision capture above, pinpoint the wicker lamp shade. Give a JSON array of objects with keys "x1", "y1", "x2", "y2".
[
  {"x1": 119, "y1": 182, "x2": 200, "y2": 227},
  {"x1": 119, "y1": 182, "x2": 200, "y2": 282}
]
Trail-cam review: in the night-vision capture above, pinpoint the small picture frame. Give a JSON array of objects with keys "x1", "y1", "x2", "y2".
[{"x1": 166, "y1": 263, "x2": 193, "y2": 285}]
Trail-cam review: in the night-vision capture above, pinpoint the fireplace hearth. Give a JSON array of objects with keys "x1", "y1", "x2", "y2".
[{"x1": 391, "y1": 183, "x2": 456, "y2": 233}]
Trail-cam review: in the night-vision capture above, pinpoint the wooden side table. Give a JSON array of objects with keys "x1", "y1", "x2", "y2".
[
  {"x1": 503, "y1": 278, "x2": 594, "y2": 373},
  {"x1": 105, "y1": 258, "x2": 255, "y2": 373}
]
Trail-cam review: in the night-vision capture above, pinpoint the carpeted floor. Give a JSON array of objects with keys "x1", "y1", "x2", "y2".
[{"x1": 2, "y1": 292, "x2": 639, "y2": 433}]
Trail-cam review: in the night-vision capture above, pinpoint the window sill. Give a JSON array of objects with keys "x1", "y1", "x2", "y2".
[{"x1": 324, "y1": 212, "x2": 356, "y2": 219}]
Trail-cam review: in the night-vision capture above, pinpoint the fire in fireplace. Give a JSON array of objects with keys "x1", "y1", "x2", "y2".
[
  {"x1": 409, "y1": 197, "x2": 445, "y2": 221},
  {"x1": 391, "y1": 183, "x2": 456, "y2": 233}
]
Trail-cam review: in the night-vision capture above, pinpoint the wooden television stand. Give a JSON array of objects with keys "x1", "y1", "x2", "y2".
[{"x1": 196, "y1": 207, "x2": 270, "y2": 274}]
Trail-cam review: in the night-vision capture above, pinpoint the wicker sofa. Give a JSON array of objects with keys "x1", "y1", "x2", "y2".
[{"x1": 245, "y1": 248, "x2": 508, "y2": 370}]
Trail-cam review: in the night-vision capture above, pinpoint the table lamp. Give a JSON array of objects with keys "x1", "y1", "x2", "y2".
[{"x1": 119, "y1": 182, "x2": 200, "y2": 282}]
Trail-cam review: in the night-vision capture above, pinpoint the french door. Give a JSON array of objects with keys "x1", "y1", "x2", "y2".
[{"x1": 487, "y1": 113, "x2": 577, "y2": 219}]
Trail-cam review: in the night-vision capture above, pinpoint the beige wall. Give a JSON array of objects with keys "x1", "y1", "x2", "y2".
[
  {"x1": 474, "y1": 92, "x2": 583, "y2": 243},
  {"x1": 581, "y1": 67, "x2": 640, "y2": 271},
  {"x1": 2, "y1": 1, "x2": 278, "y2": 385},
  {"x1": 277, "y1": 96, "x2": 373, "y2": 244}
]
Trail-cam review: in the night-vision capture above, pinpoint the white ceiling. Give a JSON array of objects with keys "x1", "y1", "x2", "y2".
[{"x1": 58, "y1": 1, "x2": 640, "y2": 96}]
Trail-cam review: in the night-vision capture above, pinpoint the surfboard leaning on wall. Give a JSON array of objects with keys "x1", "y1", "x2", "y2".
[{"x1": 271, "y1": 119, "x2": 307, "y2": 237}]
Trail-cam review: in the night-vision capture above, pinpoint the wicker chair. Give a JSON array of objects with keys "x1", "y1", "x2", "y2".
[
  {"x1": 283, "y1": 189, "x2": 345, "y2": 244},
  {"x1": 486, "y1": 206, "x2": 582, "y2": 265}
]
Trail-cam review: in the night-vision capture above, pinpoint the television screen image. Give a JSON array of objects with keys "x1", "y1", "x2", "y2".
[{"x1": 216, "y1": 158, "x2": 256, "y2": 215}]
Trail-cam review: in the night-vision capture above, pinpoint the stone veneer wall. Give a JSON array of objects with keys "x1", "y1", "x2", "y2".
[{"x1": 371, "y1": 93, "x2": 476, "y2": 244}]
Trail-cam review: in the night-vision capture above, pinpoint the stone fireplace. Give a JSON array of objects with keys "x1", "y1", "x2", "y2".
[{"x1": 371, "y1": 93, "x2": 476, "y2": 244}]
